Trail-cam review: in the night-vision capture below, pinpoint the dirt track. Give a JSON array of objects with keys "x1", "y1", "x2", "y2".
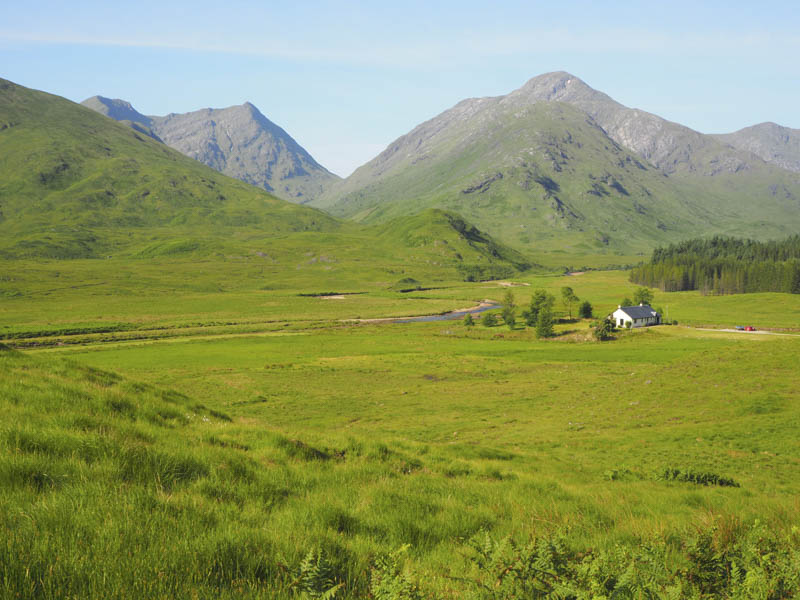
[{"x1": 694, "y1": 328, "x2": 800, "y2": 337}]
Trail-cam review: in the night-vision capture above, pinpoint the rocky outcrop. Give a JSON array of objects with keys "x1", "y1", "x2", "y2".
[
  {"x1": 505, "y1": 71, "x2": 757, "y2": 176},
  {"x1": 713, "y1": 122, "x2": 800, "y2": 173}
]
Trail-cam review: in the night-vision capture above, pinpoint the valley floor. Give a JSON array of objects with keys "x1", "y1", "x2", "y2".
[{"x1": 2, "y1": 264, "x2": 800, "y2": 597}]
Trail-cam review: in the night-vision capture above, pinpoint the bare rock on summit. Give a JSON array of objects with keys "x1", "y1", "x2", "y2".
[
  {"x1": 81, "y1": 96, "x2": 152, "y2": 126},
  {"x1": 504, "y1": 72, "x2": 754, "y2": 176},
  {"x1": 713, "y1": 122, "x2": 800, "y2": 173},
  {"x1": 81, "y1": 97, "x2": 339, "y2": 202}
]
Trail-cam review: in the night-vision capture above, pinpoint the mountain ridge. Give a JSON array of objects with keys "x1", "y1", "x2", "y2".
[
  {"x1": 81, "y1": 95, "x2": 340, "y2": 202},
  {"x1": 0, "y1": 78, "x2": 340, "y2": 259},
  {"x1": 1, "y1": 78, "x2": 531, "y2": 279},
  {"x1": 314, "y1": 71, "x2": 800, "y2": 255},
  {"x1": 712, "y1": 122, "x2": 800, "y2": 173}
]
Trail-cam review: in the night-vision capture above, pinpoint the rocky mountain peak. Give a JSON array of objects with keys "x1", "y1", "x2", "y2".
[
  {"x1": 82, "y1": 95, "x2": 339, "y2": 201},
  {"x1": 81, "y1": 96, "x2": 151, "y2": 127},
  {"x1": 713, "y1": 122, "x2": 800, "y2": 172},
  {"x1": 506, "y1": 71, "x2": 619, "y2": 109}
]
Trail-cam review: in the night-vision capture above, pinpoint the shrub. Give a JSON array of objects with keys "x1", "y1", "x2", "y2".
[
  {"x1": 593, "y1": 319, "x2": 615, "y2": 341},
  {"x1": 463, "y1": 313, "x2": 475, "y2": 327},
  {"x1": 535, "y1": 308, "x2": 554, "y2": 338},
  {"x1": 658, "y1": 467, "x2": 740, "y2": 488},
  {"x1": 578, "y1": 300, "x2": 593, "y2": 319},
  {"x1": 481, "y1": 312, "x2": 498, "y2": 327}
]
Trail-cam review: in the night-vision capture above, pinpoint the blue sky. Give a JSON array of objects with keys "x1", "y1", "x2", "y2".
[{"x1": 2, "y1": 1, "x2": 799, "y2": 176}]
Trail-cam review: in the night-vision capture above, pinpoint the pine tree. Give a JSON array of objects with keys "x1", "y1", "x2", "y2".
[
  {"x1": 501, "y1": 290, "x2": 517, "y2": 330},
  {"x1": 535, "y1": 307, "x2": 554, "y2": 338},
  {"x1": 481, "y1": 312, "x2": 498, "y2": 327},
  {"x1": 524, "y1": 290, "x2": 555, "y2": 326}
]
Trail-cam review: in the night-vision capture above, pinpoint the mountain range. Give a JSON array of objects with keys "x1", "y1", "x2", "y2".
[
  {"x1": 312, "y1": 71, "x2": 800, "y2": 255},
  {"x1": 712, "y1": 122, "x2": 800, "y2": 173},
  {"x1": 5, "y1": 72, "x2": 800, "y2": 265},
  {"x1": 0, "y1": 77, "x2": 528, "y2": 280},
  {"x1": 81, "y1": 95, "x2": 339, "y2": 202}
]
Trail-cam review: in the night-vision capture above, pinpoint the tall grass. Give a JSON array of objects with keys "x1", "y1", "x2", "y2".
[{"x1": 3, "y1": 315, "x2": 800, "y2": 598}]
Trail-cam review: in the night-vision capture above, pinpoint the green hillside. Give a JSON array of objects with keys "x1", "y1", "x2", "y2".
[
  {"x1": 0, "y1": 78, "x2": 530, "y2": 280},
  {"x1": 316, "y1": 83, "x2": 800, "y2": 257},
  {"x1": 0, "y1": 78, "x2": 339, "y2": 259}
]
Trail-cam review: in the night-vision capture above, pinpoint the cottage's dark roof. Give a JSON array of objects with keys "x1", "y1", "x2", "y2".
[{"x1": 618, "y1": 305, "x2": 659, "y2": 319}]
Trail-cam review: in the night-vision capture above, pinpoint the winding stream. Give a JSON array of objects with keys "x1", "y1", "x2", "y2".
[{"x1": 390, "y1": 302, "x2": 501, "y2": 323}]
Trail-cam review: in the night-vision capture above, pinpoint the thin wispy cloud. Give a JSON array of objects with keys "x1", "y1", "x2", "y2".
[{"x1": 3, "y1": 27, "x2": 798, "y2": 69}]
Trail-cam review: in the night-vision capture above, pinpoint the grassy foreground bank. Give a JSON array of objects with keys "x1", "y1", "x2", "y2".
[{"x1": 3, "y1": 307, "x2": 800, "y2": 597}]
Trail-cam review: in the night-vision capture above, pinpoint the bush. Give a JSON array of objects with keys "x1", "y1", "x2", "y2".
[
  {"x1": 481, "y1": 312, "x2": 498, "y2": 327},
  {"x1": 534, "y1": 308, "x2": 554, "y2": 338},
  {"x1": 593, "y1": 319, "x2": 615, "y2": 341},
  {"x1": 658, "y1": 467, "x2": 740, "y2": 488},
  {"x1": 578, "y1": 300, "x2": 593, "y2": 319},
  {"x1": 463, "y1": 313, "x2": 475, "y2": 327}
]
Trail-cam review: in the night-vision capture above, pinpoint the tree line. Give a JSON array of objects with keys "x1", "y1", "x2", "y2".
[
  {"x1": 629, "y1": 235, "x2": 800, "y2": 295},
  {"x1": 465, "y1": 287, "x2": 593, "y2": 338}
]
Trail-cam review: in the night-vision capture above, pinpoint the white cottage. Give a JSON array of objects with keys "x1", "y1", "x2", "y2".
[{"x1": 612, "y1": 304, "x2": 661, "y2": 328}]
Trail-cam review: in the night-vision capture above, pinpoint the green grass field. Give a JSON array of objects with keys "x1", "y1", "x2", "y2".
[
  {"x1": 3, "y1": 258, "x2": 800, "y2": 598},
  {"x1": 4, "y1": 74, "x2": 800, "y2": 598},
  {"x1": 3, "y1": 265, "x2": 798, "y2": 341}
]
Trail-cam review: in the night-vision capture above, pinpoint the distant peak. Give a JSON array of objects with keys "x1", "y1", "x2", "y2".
[
  {"x1": 523, "y1": 70, "x2": 588, "y2": 89},
  {"x1": 241, "y1": 101, "x2": 267, "y2": 118},
  {"x1": 81, "y1": 95, "x2": 150, "y2": 126},
  {"x1": 505, "y1": 71, "x2": 618, "y2": 109},
  {"x1": 752, "y1": 121, "x2": 787, "y2": 131},
  {"x1": 523, "y1": 71, "x2": 584, "y2": 87},
  {"x1": 533, "y1": 70, "x2": 580, "y2": 80},
  {"x1": 84, "y1": 95, "x2": 135, "y2": 111}
]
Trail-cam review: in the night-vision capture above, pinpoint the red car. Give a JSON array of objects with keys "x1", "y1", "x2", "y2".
[{"x1": 744, "y1": 326, "x2": 756, "y2": 332}]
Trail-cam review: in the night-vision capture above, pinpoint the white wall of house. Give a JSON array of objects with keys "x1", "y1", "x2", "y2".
[
  {"x1": 612, "y1": 308, "x2": 633, "y2": 327},
  {"x1": 612, "y1": 306, "x2": 661, "y2": 328}
]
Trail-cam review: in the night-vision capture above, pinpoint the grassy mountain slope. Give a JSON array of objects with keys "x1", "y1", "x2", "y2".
[
  {"x1": 316, "y1": 73, "x2": 800, "y2": 255},
  {"x1": 317, "y1": 101, "x2": 800, "y2": 254},
  {"x1": 0, "y1": 78, "x2": 342, "y2": 259},
  {"x1": 0, "y1": 78, "x2": 530, "y2": 280},
  {"x1": 82, "y1": 95, "x2": 340, "y2": 203}
]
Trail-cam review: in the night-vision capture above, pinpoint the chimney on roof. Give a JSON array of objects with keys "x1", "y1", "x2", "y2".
[{"x1": 618, "y1": 305, "x2": 621, "y2": 309}]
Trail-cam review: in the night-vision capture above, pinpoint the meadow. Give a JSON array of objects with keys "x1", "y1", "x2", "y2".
[{"x1": 3, "y1": 257, "x2": 800, "y2": 598}]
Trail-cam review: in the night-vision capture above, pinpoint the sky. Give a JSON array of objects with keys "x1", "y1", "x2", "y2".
[{"x1": 2, "y1": 1, "x2": 799, "y2": 177}]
